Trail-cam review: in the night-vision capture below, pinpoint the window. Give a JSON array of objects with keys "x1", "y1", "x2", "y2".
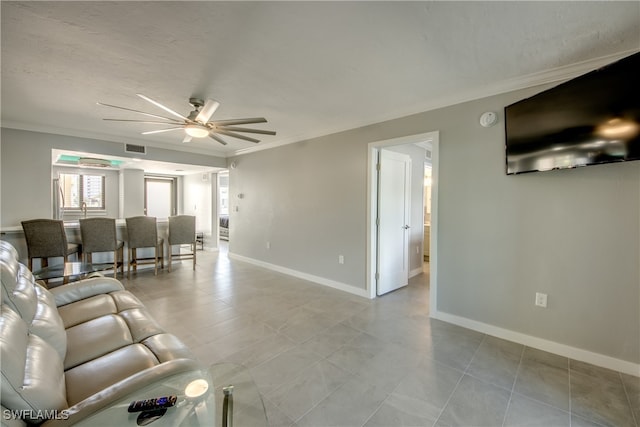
[{"x1": 59, "y1": 173, "x2": 105, "y2": 210}]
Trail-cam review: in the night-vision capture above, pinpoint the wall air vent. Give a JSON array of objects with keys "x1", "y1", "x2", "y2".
[
  {"x1": 425, "y1": 149, "x2": 432, "y2": 160},
  {"x1": 125, "y1": 143, "x2": 146, "y2": 154}
]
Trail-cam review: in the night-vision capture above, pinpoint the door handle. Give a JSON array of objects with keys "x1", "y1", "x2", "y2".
[{"x1": 403, "y1": 225, "x2": 411, "y2": 229}]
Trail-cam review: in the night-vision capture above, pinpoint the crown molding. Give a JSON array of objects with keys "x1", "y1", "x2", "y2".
[{"x1": 230, "y1": 49, "x2": 639, "y2": 157}]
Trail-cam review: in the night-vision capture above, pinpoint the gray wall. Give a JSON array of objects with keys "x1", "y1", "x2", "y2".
[
  {"x1": 0, "y1": 128, "x2": 226, "y2": 227},
  {"x1": 229, "y1": 136, "x2": 367, "y2": 288},
  {"x1": 230, "y1": 84, "x2": 639, "y2": 364}
]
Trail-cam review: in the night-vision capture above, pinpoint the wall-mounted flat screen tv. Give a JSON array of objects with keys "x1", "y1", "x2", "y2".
[{"x1": 505, "y1": 52, "x2": 640, "y2": 175}]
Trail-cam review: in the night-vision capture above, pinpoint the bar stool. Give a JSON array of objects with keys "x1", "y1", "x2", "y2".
[
  {"x1": 167, "y1": 215, "x2": 196, "y2": 272},
  {"x1": 79, "y1": 218, "x2": 124, "y2": 279},
  {"x1": 125, "y1": 216, "x2": 164, "y2": 278},
  {"x1": 21, "y1": 219, "x2": 81, "y2": 282}
]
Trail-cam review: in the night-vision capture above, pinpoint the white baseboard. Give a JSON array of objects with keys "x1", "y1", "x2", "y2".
[
  {"x1": 409, "y1": 267, "x2": 423, "y2": 279},
  {"x1": 431, "y1": 310, "x2": 640, "y2": 377},
  {"x1": 228, "y1": 253, "x2": 371, "y2": 299}
]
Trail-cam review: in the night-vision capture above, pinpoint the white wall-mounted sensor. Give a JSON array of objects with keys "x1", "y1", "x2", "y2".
[{"x1": 479, "y1": 111, "x2": 498, "y2": 127}]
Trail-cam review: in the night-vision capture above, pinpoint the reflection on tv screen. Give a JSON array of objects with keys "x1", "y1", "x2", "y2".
[{"x1": 505, "y1": 52, "x2": 640, "y2": 175}]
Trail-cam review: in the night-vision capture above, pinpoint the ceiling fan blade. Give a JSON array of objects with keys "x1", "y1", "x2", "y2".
[
  {"x1": 216, "y1": 126, "x2": 276, "y2": 136},
  {"x1": 141, "y1": 127, "x2": 184, "y2": 135},
  {"x1": 97, "y1": 102, "x2": 183, "y2": 123},
  {"x1": 136, "y1": 93, "x2": 189, "y2": 121},
  {"x1": 182, "y1": 135, "x2": 193, "y2": 143},
  {"x1": 211, "y1": 117, "x2": 267, "y2": 126},
  {"x1": 214, "y1": 129, "x2": 260, "y2": 143},
  {"x1": 209, "y1": 133, "x2": 228, "y2": 145},
  {"x1": 103, "y1": 119, "x2": 179, "y2": 125},
  {"x1": 195, "y1": 99, "x2": 220, "y2": 123}
]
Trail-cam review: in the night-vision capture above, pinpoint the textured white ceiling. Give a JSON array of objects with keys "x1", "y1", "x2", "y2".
[{"x1": 2, "y1": 1, "x2": 639, "y2": 157}]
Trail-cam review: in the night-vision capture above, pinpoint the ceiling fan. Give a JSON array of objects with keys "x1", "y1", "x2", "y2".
[{"x1": 98, "y1": 94, "x2": 276, "y2": 145}]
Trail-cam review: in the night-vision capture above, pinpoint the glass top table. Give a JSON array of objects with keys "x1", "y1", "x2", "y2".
[
  {"x1": 33, "y1": 262, "x2": 114, "y2": 282},
  {"x1": 209, "y1": 363, "x2": 268, "y2": 427}
]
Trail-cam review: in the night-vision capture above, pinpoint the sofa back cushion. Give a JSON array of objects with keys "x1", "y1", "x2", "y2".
[
  {"x1": 0, "y1": 240, "x2": 66, "y2": 359},
  {"x1": 0, "y1": 304, "x2": 68, "y2": 422},
  {"x1": 0, "y1": 241, "x2": 36, "y2": 319}
]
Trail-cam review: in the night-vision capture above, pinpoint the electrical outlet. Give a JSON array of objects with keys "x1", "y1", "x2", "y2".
[
  {"x1": 416, "y1": 246, "x2": 420, "y2": 254},
  {"x1": 338, "y1": 255, "x2": 344, "y2": 264},
  {"x1": 266, "y1": 241, "x2": 271, "y2": 249},
  {"x1": 535, "y1": 292, "x2": 548, "y2": 308}
]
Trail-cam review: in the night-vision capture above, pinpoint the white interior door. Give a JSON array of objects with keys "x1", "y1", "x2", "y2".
[{"x1": 377, "y1": 149, "x2": 411, "y2": 295}]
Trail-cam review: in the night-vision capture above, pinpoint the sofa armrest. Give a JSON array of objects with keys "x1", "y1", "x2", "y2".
[
  {"x1": 50, "y1": 277, "x2": 125, "y2": 307},
  {"x1": 42, "y1": 359, "x2": 212, "y2": 427}
]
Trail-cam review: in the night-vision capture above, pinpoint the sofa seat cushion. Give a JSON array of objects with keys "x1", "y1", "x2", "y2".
[
  {"x1": 65, "y1": 344, "x2": 159, "y2": 406},
  {"x1": 57, "y1": 293, "x2": 117, "y2": 329},
  {"x1": 142, "y1": 333, "x2": 196, "y2": 363},
  {"x1": 60, "y1": 289, "x2": 173, "y2": 371},
  {"x1": 64, "y1": 314, "x2": 134, "y2": 370},
  {"x1": 57, "y1": 290, "x2": 145, "y2": 329}
]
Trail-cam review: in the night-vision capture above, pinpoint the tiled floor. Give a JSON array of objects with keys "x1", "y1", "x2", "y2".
[{"x1": 121, "y1": 248, "x2": 639, "y2": 427}]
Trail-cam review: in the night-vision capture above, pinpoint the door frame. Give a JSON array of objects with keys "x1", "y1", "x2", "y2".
[{"x1": 366, "y1": 131, "x2": 439, "y2": 312}]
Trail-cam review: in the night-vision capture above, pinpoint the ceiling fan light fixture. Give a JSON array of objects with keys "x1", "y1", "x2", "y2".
[{"x1": 185, "y1": 124, "x2": 210, "y2": 138}]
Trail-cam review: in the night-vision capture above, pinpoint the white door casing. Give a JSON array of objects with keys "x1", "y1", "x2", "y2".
[{"x1": 377, "y1": 149, "x2": 411, "y2": 295}]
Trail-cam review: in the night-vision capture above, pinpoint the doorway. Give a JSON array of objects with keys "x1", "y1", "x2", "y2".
[
  {"x1": 367, "y1": 131, "x2": 439, "y2": 313},
  {"x1": 144, "y1": 176, "x2": 176, "y2": 218},
  {"x1": 218, "y1": 172, "x2": 230, "y2": 252}
]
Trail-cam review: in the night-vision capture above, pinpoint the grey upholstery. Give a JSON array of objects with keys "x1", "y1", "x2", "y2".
[
  {"x1": 79, "y1": 218, "x2": 124, "y2": 279},
  {"x1": 21, "y1": 219, "x2": 80, "y2": 272},
  {"x1": 0, "y1": 240, "x2": 208, "y2": 426},
  {"x1": 167, "y1": 215, "x2": 196, "y2": 272},
  {"x1": 125, "y1": 216, "x2": 164, "y2": 278}
]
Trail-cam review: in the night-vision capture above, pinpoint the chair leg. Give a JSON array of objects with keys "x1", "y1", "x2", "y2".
[
  {"x1": 128, "y1": 248, "x2": 132, "y2": 279},
  {"x1": 63, "y1": 255, "x2": 69, "y2": 285},
  {"x1": 116, "y1": 246, "x2": 123, "y2": 279},
  {"x1": 133, "y1": 248, "x2": 137, "y2": 273},
  {"x1": 192, "y1": 243, "x2": 196, "y2": 270},
  {"x1": 112, "y1": 250, "x2": 117, "y2": 280},
  {"x1": 154, "y1": 249, "x2": 158, "y2": 276}
]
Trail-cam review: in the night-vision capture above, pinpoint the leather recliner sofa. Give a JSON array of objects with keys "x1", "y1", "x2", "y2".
[{"x1": 0, "y1": 240, "x2": 213, "y2": 426}]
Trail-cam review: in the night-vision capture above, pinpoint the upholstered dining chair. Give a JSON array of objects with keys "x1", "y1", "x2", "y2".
[
  {"x1": 21, "y1": 219, "x2": 81, "y2": 282},
  {"x1": 125, "y1": 216, "x2": 164, "y2": 278},
  {"x1": 79, "y1": 217, "x2": 124, "y2": 279},
  {"x1": 167, "y1": 215, "x2": 196, "y2": 272}
]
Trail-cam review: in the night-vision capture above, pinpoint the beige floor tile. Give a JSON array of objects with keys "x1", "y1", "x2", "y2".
[{"x1": 122, "y1": 250, "x2": 637, "y2": 427}]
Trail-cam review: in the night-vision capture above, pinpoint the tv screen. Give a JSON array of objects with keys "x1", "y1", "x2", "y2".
[{"x1": 505, "y1": 52, "x2": 640, "y2": 175}]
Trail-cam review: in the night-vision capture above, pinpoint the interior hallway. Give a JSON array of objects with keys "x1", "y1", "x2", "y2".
[{"x1": 120, "y1": 249, "x2": 639, "y2": 427}]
